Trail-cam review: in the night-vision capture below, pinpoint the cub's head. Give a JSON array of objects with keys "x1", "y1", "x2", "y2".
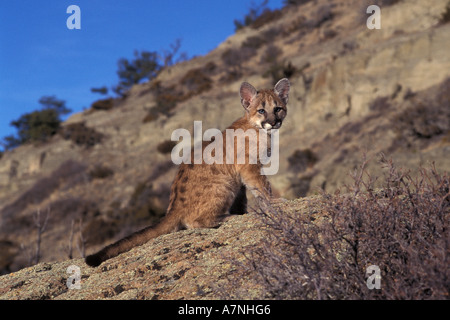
[{"x1": 239, "y1": 78, "x2": 290, "y2": 131}]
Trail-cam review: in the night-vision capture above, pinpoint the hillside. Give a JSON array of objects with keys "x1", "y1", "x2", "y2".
[{"x1": 0, "y1": 0, "x2": 449, "y2": 285}]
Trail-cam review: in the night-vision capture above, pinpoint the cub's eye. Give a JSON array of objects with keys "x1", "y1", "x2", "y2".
[
  {"x1": 258, "y1": 109, "x2": 266, "y2": 114},
  {"x1": 274, "y1": 107, "x2": 282, "y2": 113}
]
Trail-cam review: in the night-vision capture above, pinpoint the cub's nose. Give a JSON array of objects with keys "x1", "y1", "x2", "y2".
[{"x1": 273, "y1": 120, "x2": 282, "y2": 129}]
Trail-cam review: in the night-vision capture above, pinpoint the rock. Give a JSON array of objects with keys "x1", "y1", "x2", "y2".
[{"x1": 0, "y1": 210, "x2": 273, "y2": 300}]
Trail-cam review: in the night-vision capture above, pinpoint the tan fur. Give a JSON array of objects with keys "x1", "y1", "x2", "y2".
[{"x1": 85, "y1": 78, "x2": 290, "y2": 267}]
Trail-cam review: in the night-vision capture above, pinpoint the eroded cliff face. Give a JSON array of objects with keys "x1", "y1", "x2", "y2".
[{"x1": 0, "y1": 0, "x2": 449, "y2": 275}]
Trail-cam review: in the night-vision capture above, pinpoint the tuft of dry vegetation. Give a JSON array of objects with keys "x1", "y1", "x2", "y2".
[
  {"x1": 236, "y1": 154, "x2": 449, "y2": 299},
  {"x1": 288, "y1": 148, "x2": 318, "y2": 173},
  {"x1": 260, "y1": 45, "x2": 297, "y2": 85},
  {"x1": 180, "y1": 68, "x2": 213, "y2": 98},
  {"x1": 143, "y1": 66, "x2": 214, "y2": 122},
  {"x1": 394, "y1": 77, "x2": 450, "y2": 142},
  {"x1": 441, "y1": 1, "x2": 450, "y2": 24},
  {"x1": 220, "y1": 47, "x2": 256, "y2": 83},
  {"x1": 156, "y1": 140, "x2": 177, "y2": 155},
  {"x1": 90, "y1": 98, "x2": 115, "y2": 111},
  {"x1": 89, "y1": 165, "x2": 114, "y2": 180},
  {"x1": 60, "y1": 122, "x2": 104, "y2": 148},
  {"x1": 234, "y1": 1, "x2": 283, "y2": 31}
]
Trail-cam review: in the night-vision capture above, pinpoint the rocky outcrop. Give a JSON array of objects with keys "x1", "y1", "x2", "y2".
[{"x1": 0, "y1": 203, "x2": 296, "y2": 299}]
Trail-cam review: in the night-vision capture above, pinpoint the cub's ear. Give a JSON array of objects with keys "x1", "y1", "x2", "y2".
[
  {"x1": 274, "y1": 78, "x2": 290, "y2": 105},
  {"x1": 240, "y1": 82, "x2": 257, "y2": 110}
]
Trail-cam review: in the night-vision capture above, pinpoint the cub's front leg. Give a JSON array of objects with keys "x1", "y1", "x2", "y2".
[{"x1": 240, "y1": 165, "x2": 273, "y2": 212}]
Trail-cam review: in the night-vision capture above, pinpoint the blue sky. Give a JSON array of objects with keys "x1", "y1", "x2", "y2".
[{"x1": 0, "y1": 0, "x2": 284, "y2": 149}]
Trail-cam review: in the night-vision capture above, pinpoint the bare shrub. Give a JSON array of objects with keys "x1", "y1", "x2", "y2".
[
  {"x1": 89, "y1": 164, "x2": 114, "y2": 179},
  {"x1": 260, "y1": 45, "x2": 297, "y2": 85},
  {"x1": 250, "y1": 8, "x2": 283, "y2": 29},
  {"x1": 156, "y1": 140, "x2": 177, "y2": 155},
  {"x1": 394, "y1": 77, "x2": 450, "y2": 141},
  {"x1": 241, "y1": 36, "x2": 267, "y2": 50},
  {"x1": 146, "y1": 81, "x2": 185, "y2": 118},
  {"x1": 234, "y1": 0, "x2": 282, "y2": 31},
  {"x1": 237, "y1": 154, "x2": 449, "y2": 299},
  {"x1": 0, "y1": 240, "x2": 16, "y2": 275},
  {"x1": 220, "y1": 47, "x2": 255, "y2": 83},
  {"x1": 441, "y1": 1, "x2": 450, "y2": 24},
  {"x1": 304, "y1": 4, "x2": 334, "y2": 29},
  {"x1": 368, "y1": 96, "x2": 391, "y2": 112},
  {"x1": 288, "y1": 148, "x2": 318, "y2": 174},
  {"x1": 283, "y1": 0, "x2": 313, "y2": 6},
  {"x1": 91, "y1": 98, "x2": 115, "y2": 111},
  {"x1": 60, "y1": 122, "x2": 104, "y2": 148},
  {"x1": 180, "y1": 68, "x2": 213, "y2": 97}
]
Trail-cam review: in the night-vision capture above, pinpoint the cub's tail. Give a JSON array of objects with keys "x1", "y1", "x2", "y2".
[{"x1": 85, "y1": 214, "x2": 180, "y2": 267}]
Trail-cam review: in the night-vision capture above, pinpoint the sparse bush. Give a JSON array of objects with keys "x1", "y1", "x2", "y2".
[
  {"x1": 394, "y1": 78, "x2": 450, "y2": 140},
  {"x1": 241, "y1": 36, "x2": 267, "y2": 50},
  {"x1": 160, "y1": 38, "x2": 189, "y2": 68},
  {"x1": 288, "y1": 148, "x2": 318, "y2": 173},
  {"x1": 0, "y1": 240, "x2": 17, "y2": 275},
  {"x1": 2, "y1": 96, "x2": 71, "y2": 149},
  {"x1": 113, "y1": 40, "x2": 188, "y2": 97},
  {"x1": 283, "y1": 0, "x2": 313, "y2": 6},
  {"x1": 264, "y1": 61, "x2": 297, "y2": 85},
  {"x1": 157, "y1": 140, "x2": 177, "y2": 155},
  {"x1": 440, "y1": 1, "x2": 450, "y2": 24},
  {"x1": 237, "y1": 154, "x2": 449, "y2": 299},
  {"x1": 201, "y1": 61, "x2": 217, "y2": 76},
  {"x1": 322, "y1": 28, "x2": 337, "y2": 40},
  {"x1": 261, "y1": 45, "x2": 297, "y2": 85},
  {"x1": 180, "y1": 68, "x2": 213, "y2": 97},
  {"x1": 234, "y1": 0, "x2": 275, "y2": 31},
  {"x1": 89, "y1": 165, "x2": 114, "y2": 179},
  {"x1": 115, "y1": 50, "x2": 161, "y2": 95},
  {"x1": 145, "y1": 81, "x2": 185, "y2": 118},
  {"x1": 143, "y1": 62, "x2": 215, "y2": 122},
  {"x1": 90, "y1": 87, "x2": 108, "y2": 95},
  {"x1": 260, "y1": 45, "x2": 282, "y2": 65},
  {"x1": 91, "y1": 98, "x2": 115, "y2": 111},
  {"x1": 369, "y1": 96, "x2": 391, "y2": 112},
  {"x1": 220, "y1": 47, "x2": 256, "y2": 83},
  {"x1": 142, "y1": 112, "x2": 159, "y2": 123},
  {"x1": 250, "y1": 8, "x2": 283, "y2": 29},
  {"x1": 341, "y1": 41, "x2": 359, "y2": 54},
  {"x1": 304, "y1": 4, "x2": 334, "y2": 29},
  {"x1": 154, "y1": 87, "x2": 184, "y2": 116},
  {"x1": 60, "y1": 122, "x2": 104, "y2": 148},
  {"x1": 222, "y1": 47, "x2": 256, "y2": 68},
  {"x1": 262, "y1": 27, "x2": 280, "y2": 42}
]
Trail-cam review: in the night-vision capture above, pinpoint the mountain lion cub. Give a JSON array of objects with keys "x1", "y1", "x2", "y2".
[{"x1": 85, "y1": 78, "x2": 290, "y2": 267}]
